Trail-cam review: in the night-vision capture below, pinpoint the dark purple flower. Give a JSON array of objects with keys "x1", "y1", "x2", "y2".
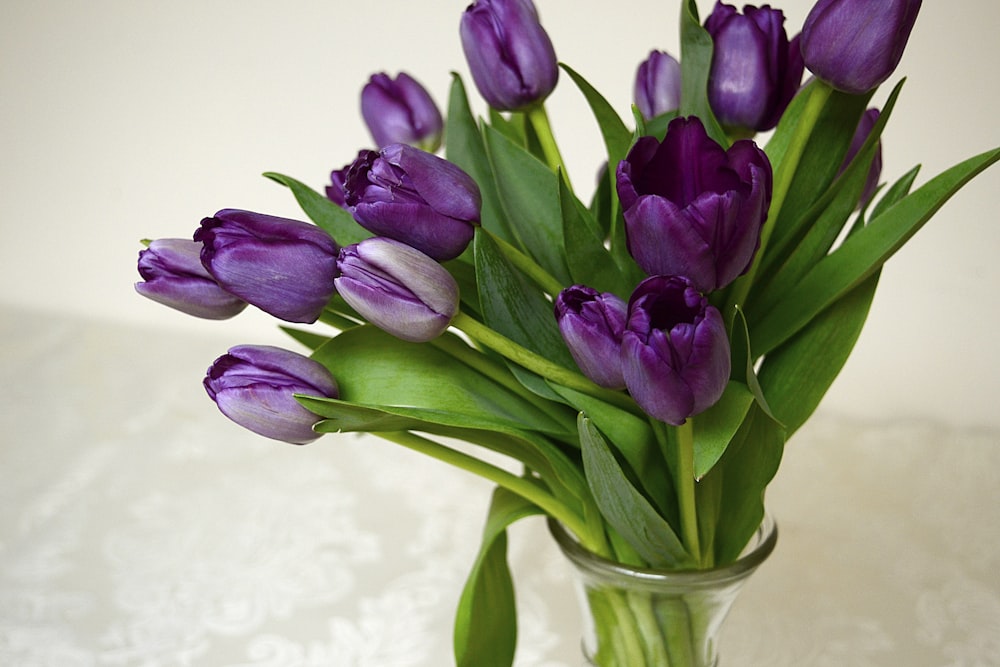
[
  {"x1": 325, "y1": 162, "x2": 351, "y2": 208},
  {"x1": 616, "y1": 116, "x2": 772, "y2": 293},
  {"x1": 344, "y1": 144, "x2": 481, "y2": 261},
  {"x1": 705, "y1": 2, "x2": 803, "y2": 133},
  {"x1": 135, "y1": 238, "x2": 247, "y2": 319},
  {"x1": 204, "y1": 345, "x2": 338, "y2": 445},
  {"x1": 621, "y1": 276, "x2": 730, "y2": 425},
  {"x1": 334, "y1": 237, "x2": 459, "y2": 343},
  {"x1": 633, "y1": 50, "x2": 682, "y2": 121},
  {"x1": 361, "y1": 72, "x2": 444, "y2": 152},
  {"x1": 801, "y1": 0, "x2": 922, "y2": 94},
  {"x1": 195, "y1": 209, "x2": 338, "y2": 324},
  {"x1": 459, "y1": 0, "x2": 559, "y2": 111},
  {"x1": 839, "y1": 108, "x2": 882, "y2": 208},
  {"x1": 554, "y1": 286, "x2": 627, "y2": 389}
]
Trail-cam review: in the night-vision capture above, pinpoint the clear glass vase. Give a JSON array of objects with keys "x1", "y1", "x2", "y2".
[{"x1": 549, "y1": 514, "x2": 777, "y2": 667}]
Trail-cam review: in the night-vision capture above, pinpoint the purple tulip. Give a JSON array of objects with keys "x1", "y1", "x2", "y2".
[
  {"x1": 334, "y1": 237, "x2": 460, "y2": 343},
  {"x1": 325, "y1": 161, "x2": 351, "y2": 208},
  {"x1": 344, "y1": 144, "x2": 481, "y2": 261},
  {"x1": 361, "y1": 72, "x2": 444, "y2": 152},
  {"x1": 554, "y1": 286, "x2": 628, "y2": 389},
  {"x1": 135, "y1": 239, "x2": 248, "y2": 320},
  {"x1": 621, "y1": 276, "x2": 730, "y2": 425},
  {"x1": 839, "y1": 108, "x2": 882, "y2": 208},
  {"x1": 459, "y1": 0, "x2": 559, "y2": 111},
  {"x1": 195, "y1": 209, "x2": 339, "y2": 324},
  {"x1": 705, "y1": 2, "x2": 803, "y2": 133},
  {"x1": 616, "y1": 116, "x2": 772, "y2": 293},
  {"x1": 633, "y1": 50, "x2": 682, "y2": 120},
  {"x1": 204, "y1": 345, "x2": 338, "y2": 445},
  {"x1": 801, "y1": 0, "x2": 922, "y2": 94}
]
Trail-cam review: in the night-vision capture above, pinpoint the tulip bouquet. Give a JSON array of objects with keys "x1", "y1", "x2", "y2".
[{"x1": 136, "y1": 0, "x2": 997, "y2": 664}]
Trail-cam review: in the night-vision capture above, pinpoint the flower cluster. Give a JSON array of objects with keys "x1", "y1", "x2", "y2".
[{"x1": 136, "y1": 0, "x2": 994, "y2": 664}]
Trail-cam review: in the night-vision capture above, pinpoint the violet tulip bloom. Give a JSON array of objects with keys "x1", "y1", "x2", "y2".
[
  {"x1": 204, "y1": 345, "x2": 338, "y2": 445},
  {"x1": 361, "y1": 72, "x2": 444, "y2": 152},
  {"x1": 633, "y1": 50, "x2": 682, "y2": 121},
  {"x1": 801, "y1": 0, "x2": 922, "y2": 95},
  {"x1": 325, "y1": 162, "x2": 350, "y2": 208},
  {"x1": 459, "y1": 0, "x2": 559, "y2": 111},
  {"x1": 621, "y1": 276, "x2": 730, "y2": 426},
  {"x1": 839, "y1": 108, "x2": 882, "y2": 208},
  {"x1": 616, "y1": 116, "x2": 772, "y2": 294},
  {"x1": 554, "y1": 286, "x2": 628, "y2": 389},
  {"x1": 705, "y1": 2, "x2": 803, "y2": 133},
  {"x1": 335, "y1": 237, "x2": 459, "y2": 343},
  {"x1": 344, "y1": 144, "x2": 481, "y2": 261},
  {"x1": 135, "y1": 238, "x2": 247, "y2": 320},
  {"x1": 195, "y1": 209, "x2": 338, "y2": 324}
]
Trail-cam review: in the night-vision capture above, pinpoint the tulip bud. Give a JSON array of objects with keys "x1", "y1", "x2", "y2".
[
  {"x1": 334, "y1": 237, "x2": 459, "y2": 343},
  {"x1": 344, "y1": 144, "x2": 481, "y2": 261},
  {"x1": 204, "y1": 345, "x2": 338, "y2": 445},
  {"x1": 195, "y1": 209, "x2": 339, "y2": 324},
  {"x1": 459, "y1": 0, "x2": 559, "y2": 111},
  {"x1": 633, "y1": 50, "x2": 682, "y2": 121},
  {"x1": 554, "y1": 286, "x2": 628, "y2": 389},
  {"x1": 801, "y1": 0, "x2": 922, "y2": 95},
  {"x1": 616, "y1": 116, "x2": 772, "y2": 293},
  {"x1": 361, "y1": 72, "x2": 444, "y2": 153},
  {"x1": 621, "y1": 276, "x2": 730, "y2": 426},
  {"x1": 839, "y1": 108, "x2": 882, "y2": 208},
  {"x1": 135, "y1": 239, "x2": 248, "y2": 320},
  {"x1": 705, "y1": 2, "x2": 803, "y2": 133}
]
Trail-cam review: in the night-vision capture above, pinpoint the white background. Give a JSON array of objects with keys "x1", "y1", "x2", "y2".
[{"x1": 3, "y1": 0, "x2": 998, "y2": 430}]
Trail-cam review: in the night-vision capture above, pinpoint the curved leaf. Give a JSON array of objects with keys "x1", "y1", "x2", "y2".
[{"x1": 262, "y1": 171, "x2": 369, "y2": 245}]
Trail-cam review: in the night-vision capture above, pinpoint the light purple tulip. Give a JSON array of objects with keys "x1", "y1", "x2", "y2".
[
  {"x1": 801, "y1": 0, "x2": 922, "y2": 94},
  {"x1": 459, "y1": 0, "x2": 559, "y2": 111},
  {"x1": 705, "y1": 2, "x2": 803, "y2": 133},
  {"x1": 195, "y1": 209, "x2": 338, "y2": 324},
  {"x1": 554, "y1": 285, "x2": 628, "y2": 389},
  {"x1": 135, "y1": 238, "x2": 247, "y2": 319},
  {"x1": 334, "y1": 237, "x2": 459, "y2": 343},
  {"x1": 204, "y1": 345, "x2": 338, "y2": 445},
  {"x1": 621, "y1": 276, "x2": 730, "y2": 425},
  {"x1": 361, "y1": 72, "x2": 443, "y2": 152},
  {"x1": 633, "y1": 50, "x2": 682, "y2": 121},
  {"x1": 616, "y1": 116, "x2": 772, "y2": 293},
  {"x1": 344, "y1": 144, "x2": 481, "y2": 261}
]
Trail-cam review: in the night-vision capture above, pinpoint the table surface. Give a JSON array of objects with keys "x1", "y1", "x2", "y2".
[{"x1": 2, "y1": 306, "x2": 998, "y2": 666}]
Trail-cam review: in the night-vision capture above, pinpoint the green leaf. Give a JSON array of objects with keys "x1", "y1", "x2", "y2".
[
  {"x1": 455, "y1": 487, "x2": 542, "y2": 667},
  {"x1": 559, "y1": 63, "x2": 632, "y2": 168},
  {"x1": 692, "y1": 381, "x2": 754, "y2": 480},
  {"x1": 482, "y1": 124, "x2": 573, "y2": 284},
  {"x1": 279, "y1": 326, "x2": 332, "y2": 351},
  {"x1": 579, "y1": 415, "x2": 692, "y2": 568},
  {"x1": 308, "y1": 326, "x2": 573, "y2": 436},
  {"x1": 445, "y1": 74, "x2": 516, "y2": 244},
  {"x1": 759, "y1": 271, "x2": 880, "y2": 437},
  {"x1": 474, "y1": 230, "x2": 575, "y2": 368},
  {"x1": 700, "y1": 404, "x2": 784, "y2": 564},
  {"x1": 559, "y1": 173, "x2": 633, "y2": 297},
  {"x1": 753, "y1": 146, "x2": 1000, "y2": 356},
  {"x1": 868, "y1": 164, "x2": 921, "y2": 222},
  {"x1": 679, "y1": 0, "x2": 727, "y2": 146},
  {"x1": 262, "y1": 172, "x2": 369, "y2": 245}
]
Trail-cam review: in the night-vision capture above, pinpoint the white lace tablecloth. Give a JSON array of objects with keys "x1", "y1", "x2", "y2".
[{"x1": 2, "y1": 307, "x2": 998, "y2": 666}]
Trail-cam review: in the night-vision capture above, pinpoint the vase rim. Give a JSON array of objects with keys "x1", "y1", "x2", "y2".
[{"x1": 547, "y1": 513, "x2": 777, "y2": 589}]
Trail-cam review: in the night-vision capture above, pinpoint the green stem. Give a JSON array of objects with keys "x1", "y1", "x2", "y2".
[
  {"x1": 725, "y1": 80, "x2": 834, "y2": 320},
  {"x1": 676, "y1": 420, "x2": 702, "y2": 565},
  {"x1": 525, "y1": 103, "x2": 568, "y2": 183},
  {"x1": 482, "y1": 228, "x2": 565, "y2": 297},
  {"x1": 452, "y1": 311, "x2": 642, "y2": 416},
  {"x1": 375, "y1": 430, "x2": 589, "y2": 539}
]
